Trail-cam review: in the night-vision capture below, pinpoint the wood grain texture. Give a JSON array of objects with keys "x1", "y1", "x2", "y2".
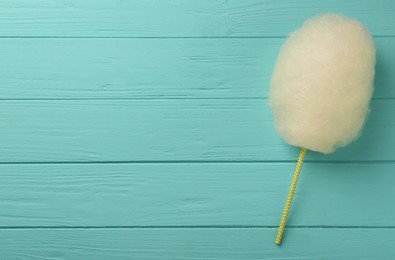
[
  {"x1": 0, "y1": 99, "x2": 393, "y2": 162},
  {"x1": 0, "y1": 0, "x2": 394, "y2": 258},
  {"x1": 0, "y1": 228, "x2": 394, "y2": 259},
  {"x1": 0, "y1": 162, "x2": 393, "y2": 227},
  {"x1": 0, "y1": 0, "x2": 394, "y2": 37},
  {"x1": 0, "y1": 38, "x2": 393, "y2": 99}
]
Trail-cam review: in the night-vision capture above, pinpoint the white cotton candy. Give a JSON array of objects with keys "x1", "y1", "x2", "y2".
[{"x1": 269, "y1": 13, "x2": 376, "y2": 154}]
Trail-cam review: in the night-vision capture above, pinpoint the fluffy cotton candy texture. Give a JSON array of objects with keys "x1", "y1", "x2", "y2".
[{"x1": 269, "y1": 13, "x2": 376, "y2": 154}]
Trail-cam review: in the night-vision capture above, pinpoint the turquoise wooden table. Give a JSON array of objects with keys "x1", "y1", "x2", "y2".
[{"x1": 0, "y1": 1, "x2": 394, "y2": 259}]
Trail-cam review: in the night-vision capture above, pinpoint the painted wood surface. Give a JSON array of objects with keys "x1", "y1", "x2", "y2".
[
  {"x1": 0, "y1": 38, "x2": 394, "y2": 99},
  {"x1": 0, "y1": 228, "x2": 394, "y2": 260},
  {"x1": 0, "y1": 0, "x2": 394, "y2": 259},
  {"x1": 0, "y1": 0, "x2": 394, "y2": 37},
  {"x1": 0, "y1": 99, "x2": 393, "y2": 162},
  {"x1": 0, "y1": 162, "x2": 394, "y2": 227}
]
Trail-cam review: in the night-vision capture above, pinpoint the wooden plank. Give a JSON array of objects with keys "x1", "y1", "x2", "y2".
[
  {"x1": 0, "y1": 99, "x2": 393, "y2": 162},
  {"x1": 0, "y1": 228, "x2": 394, "y2": 259},
  {"x1": 0, "y1": 38, "x2": 393, "y2": 99},
  {"x1": 0, "y1": 0, "x2": 394, "y2": 37},
  {"x1": 0, "y1": 162, "x2": 393, "y2": 227}
]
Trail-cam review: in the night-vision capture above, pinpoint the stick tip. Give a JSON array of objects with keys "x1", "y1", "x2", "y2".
[{"x1": 275, "y1": 232, "x2": 283, "y2": 245}]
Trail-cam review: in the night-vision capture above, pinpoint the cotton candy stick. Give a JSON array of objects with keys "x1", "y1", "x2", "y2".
[
  {"x1": 275, "y1": 147, "x2": 306, "y2": 245},
  {"x1": 269, "y1": 13, "x2": 375, "y2": 245}
]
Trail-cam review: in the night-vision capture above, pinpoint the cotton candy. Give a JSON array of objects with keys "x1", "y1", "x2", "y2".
[{"x1": 269, "y1": 13, "x2": 376, "y2": 154}]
